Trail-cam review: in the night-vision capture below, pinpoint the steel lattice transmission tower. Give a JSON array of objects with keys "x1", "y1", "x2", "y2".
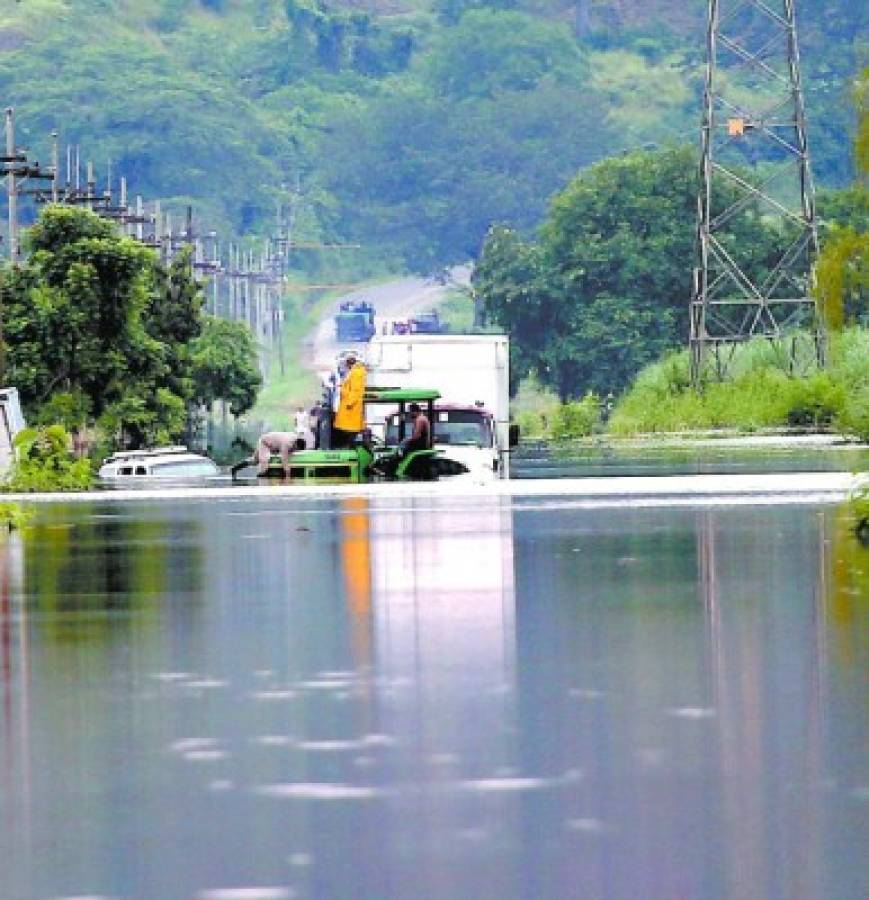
[{"x1": 690, "y1": 0, "x2": 823, "y2": 385}]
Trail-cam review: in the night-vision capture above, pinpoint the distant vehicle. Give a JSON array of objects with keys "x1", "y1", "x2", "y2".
[
  {"x1": 335, "y1": 300, "x2": 376, "y2": 342},
  {"x1": 409, "y1": 311, "x2": 443, "y2": 334},
  {"x1": 98, "y1": 447, "x2": 221, "y2": 485}
]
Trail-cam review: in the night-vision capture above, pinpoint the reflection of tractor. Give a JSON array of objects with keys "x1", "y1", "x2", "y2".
[
  {"x1": 409, "y1": 310, "x2": 443, "y2": 334},
  {"x1": 335, "y1": 300, "x2": 376, "y2": 342}
]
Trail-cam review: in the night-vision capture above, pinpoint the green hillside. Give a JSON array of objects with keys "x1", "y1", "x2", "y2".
[{"x1": 0, "y1": 0, "x2": 862, "y2": 271}]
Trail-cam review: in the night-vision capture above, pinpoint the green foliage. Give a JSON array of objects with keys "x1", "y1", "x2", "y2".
[
  {"x1": 1, "y1": 206, "x2": 261, "y2": 449},
  {"x1": 97, "y1": 387, "x2": 187, "y2": 450},
  {"x1": 319, "y1": 27, "x2": 611, "y2": 269},
  {"x1": 510, "y1": 374, "x2": 560, "y2": 439},
  {"x1": 814, "y1": 227, "x2": 868, "y2": 331},
  {"x1": 2, "y1": 207, "x2": 158, "y2": 421},
  {"x1": 0, "y1": 1, "x2": 859, "y2": 271},
  {"x1": 550, "y1": 393, "x2": 601, "y2": 440},
  {"x1": 477, "y1": 146, "x2": 790, "y2": 400},
  {"x1": 3, "y1": 426, "x2": 93, "y2": 493},
  {"x1": 814, "y1": 71, "x2": 869, "y2": 332},
  {"x1": 34, "y1": 391, "x2": 92, "y2": 431},
  {"x1": 510, "y1": 375, "x2": 603, "y2": 441},
  {"x1": 830, "y1": 328, "x2": 869, "y2": 442},
  {"x1": 609, "y1": 327, "x2": 869, "y2": 439},
  {"x1": 190, "y1": 316, "x2": 263, "y2": 416}
]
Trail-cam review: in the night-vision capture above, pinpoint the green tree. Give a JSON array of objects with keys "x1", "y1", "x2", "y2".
[
  {"x1": 814, "y1": 69, "x2": 869, "y2": 331},
  {"x1": 190, "y1": 316, "x2": 263, "y2": 416},
  {"x1": 477, "y1": 146, "x2": 791, "y2": 398},
  {"x1": 319, "y1": 12, "x2": 610, "y2": 270},
  {"x1": 2, "y1": 206, "x2": 158, "y2": 419},
  {"x1": 0, "y1": 206, "x2": 262, "y2": 449}
]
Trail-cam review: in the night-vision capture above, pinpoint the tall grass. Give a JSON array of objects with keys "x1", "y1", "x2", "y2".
[{"x1": 609, "y1": 327, "x2": 869, "y2": 440}]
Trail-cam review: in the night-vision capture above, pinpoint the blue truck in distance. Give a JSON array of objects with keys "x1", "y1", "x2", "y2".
[{"x1": 335, "y1": 300, "x2": 376, "y2": 342}]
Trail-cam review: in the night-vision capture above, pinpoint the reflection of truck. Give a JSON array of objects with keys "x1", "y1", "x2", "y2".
[
  {"x1": 335, "y1": 300, "x2": 376, "y2": 342},
  {"x1": 366, "y1": 334, "x2": 513, "y2": 479}
]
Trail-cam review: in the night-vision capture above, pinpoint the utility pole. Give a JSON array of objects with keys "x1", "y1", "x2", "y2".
[
  {"x1": 5, "y1": 109, "x2": 19, "y2": 263},
  {"x1": 51, "y1": 132, "x2": 59, "y2": 204},
  {"x1": 690, "y1": 0, "x2": 821, "y2": 385}
]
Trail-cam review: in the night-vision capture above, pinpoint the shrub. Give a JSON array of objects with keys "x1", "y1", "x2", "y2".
[
  {"x1": 609, "y1": 328, "x2": 867, "y2": 436},
  {"x1": 550, "y1": 393, "x2": 601, "y2": 439},
  {"x1": 3, "y1": 425, "x2": 93, "y2": 493},
  {"x1": 837, "y1": 383, "x2": 869, "y2": 441}
]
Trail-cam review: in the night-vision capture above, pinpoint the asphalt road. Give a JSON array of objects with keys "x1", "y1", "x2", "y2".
[{"x1": 304, "y1": 268, "x2": 471, "y2": 373}]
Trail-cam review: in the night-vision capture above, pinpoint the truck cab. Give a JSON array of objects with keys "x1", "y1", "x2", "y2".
[
  {"x1": 384, "y1": 404, "x2": 500, "y2": 479},
  {"x1": 335, "y1": 300, "x2": 376, "y2": 342}
]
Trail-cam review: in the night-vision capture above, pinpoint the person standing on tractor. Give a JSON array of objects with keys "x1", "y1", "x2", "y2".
[{"x1": 333, "y1": 354, "x2": 367, "y2": 448}]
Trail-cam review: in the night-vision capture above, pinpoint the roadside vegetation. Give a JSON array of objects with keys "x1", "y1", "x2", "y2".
[
  {"x1": 2, "y1": 426, "x2": 93, "y2": 493},
  {"x1": 608, "y1": 329, "x2": 867, "y2": 440},
  {"x1": 0, "y1": 206, "x2": 262, "y2": 457},
  {"x1": 250, "y1": 289, "x2": 338, "y2": 430}
]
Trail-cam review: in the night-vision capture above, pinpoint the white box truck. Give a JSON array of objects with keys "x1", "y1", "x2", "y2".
[{"x1": 365, "y1": 334, "x2": 512, "y2": 479}]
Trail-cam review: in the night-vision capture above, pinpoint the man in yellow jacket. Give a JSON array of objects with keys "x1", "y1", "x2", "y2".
[{"x1": 333, "y1": 354, "x2": 367, "y2": 448}]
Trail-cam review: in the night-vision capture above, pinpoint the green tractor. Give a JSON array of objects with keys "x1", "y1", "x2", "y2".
[{"x1": 232, "y1": 387, "x2": 467, "y2": 484}]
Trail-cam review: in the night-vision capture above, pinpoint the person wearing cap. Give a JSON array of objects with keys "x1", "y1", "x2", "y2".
[{"x1": 333, "y1": 353, "x2": 367, "y2": 448}]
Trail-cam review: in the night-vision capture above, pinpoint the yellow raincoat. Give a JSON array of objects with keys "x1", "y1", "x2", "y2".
[{"x1": 334, "y1": 362, "x2": 367, "y2": 433}]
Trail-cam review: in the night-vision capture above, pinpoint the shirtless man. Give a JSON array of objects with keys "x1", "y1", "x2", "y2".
[
  {"x1": 256, "y1": 431, "x2": 298, "y2": 476},
  {"x1": 375, "y1": 404, "x2": 431, "y2": 477}
]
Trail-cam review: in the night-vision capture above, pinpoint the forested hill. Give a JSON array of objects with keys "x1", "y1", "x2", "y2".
[{"x1": 0, "y1": 0, "x2": 862, "y2": 272}]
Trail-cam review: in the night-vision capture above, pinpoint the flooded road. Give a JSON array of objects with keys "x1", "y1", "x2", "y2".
[{"x1": 0, "y1": 493, "x2": 866, "y2": 899}]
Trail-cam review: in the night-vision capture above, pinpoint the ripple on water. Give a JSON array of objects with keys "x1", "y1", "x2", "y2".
[
  {"x1": 254, "y1": 783, "x2": 381, "y2": 800},
  {"x1": 298, "y1": 679, "x2": 356, "y2": 691},
  {"x1": 565, "y1": 818, "x2": 611, "y2": 835},
  {"x1": 183, "y1": 750, "x2": 228, "y2": 762},
  {"x1": 197, "y1": 890, "x2": 295, "y2": 900},
  {"x1": 169, "y1": 738, "x2": 219, "y2": 753},
  {"x1": 251, "y1": 735, "x2": 295, "y2": 747},
  {"x1": 568, "y1": 688, "x2": 604, "y2": 700},
  {"x1": 51, "y1": 895, "x2": 119, "y2": 900},
  {"x1": 297, "y1": 739, "x2": 364, "y2": 752},
  {"x1": 459, "y1": 777, "x2": 553, "y2": 793},
  {"x1": 184, "y1": 679, "x2": 229, "y2": 690},
  {"x1": 249, "y1": 689, "x2": 297, "y2": 701},
  {"x1": 666, "y1": 706, "x2": 717, "y2": 719}
]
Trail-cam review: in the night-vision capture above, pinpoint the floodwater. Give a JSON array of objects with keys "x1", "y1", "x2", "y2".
[
  {"x1": 514, "y1": 439, "x2": 869, "y2": 479},
  {"x1": 0, "y1": 491, "x2": 866, "y2": 899}
]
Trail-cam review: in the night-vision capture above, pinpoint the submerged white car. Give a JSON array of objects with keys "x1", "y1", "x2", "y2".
[{"x1": 98, "y1": 447, "x2": 222, "y2": 485}]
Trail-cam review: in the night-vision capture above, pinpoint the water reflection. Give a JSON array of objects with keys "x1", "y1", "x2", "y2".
[{"x1": 0, "y1": 497, "x2": 865, "y2": 899}]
